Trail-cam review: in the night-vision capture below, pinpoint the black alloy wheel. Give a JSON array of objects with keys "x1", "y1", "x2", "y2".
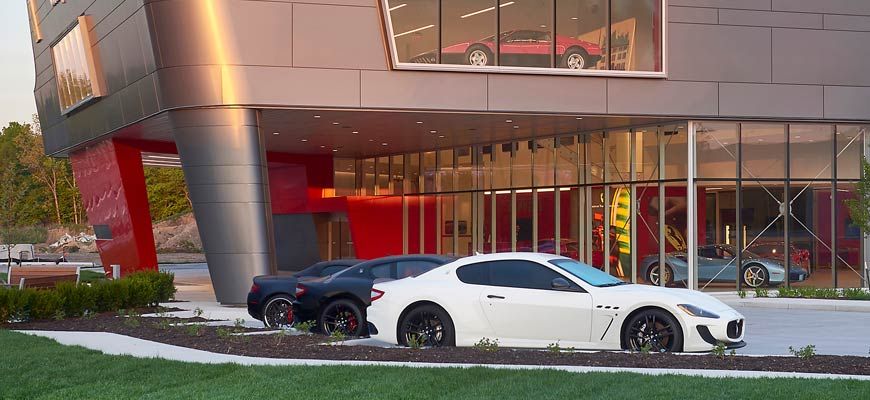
[
  {"x1": 263, "y1": 295, "x2": 295, "y2": 329},
  {"x1": 398, "y1": 304, "x2": 455, "y2": 348},
  {"x1": 319, "y1": 299, "x2": 364, "y2": 337},
  {"x1": 623, "y1": 309, "x2": 683, "y2": 353}
]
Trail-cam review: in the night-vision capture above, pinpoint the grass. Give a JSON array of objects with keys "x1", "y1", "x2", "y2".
[{"x1": 1, "y1": 331, "x2": 869, "y2": 399}]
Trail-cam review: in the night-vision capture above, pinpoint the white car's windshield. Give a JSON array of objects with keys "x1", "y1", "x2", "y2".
[{"x1": 550, "y1": 259, "x2": 628, "y2": 287}]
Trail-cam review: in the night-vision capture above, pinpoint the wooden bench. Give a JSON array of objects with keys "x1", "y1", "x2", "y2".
[{"x1": 3, "y1": 266, "x2": 80, "y2": 290}]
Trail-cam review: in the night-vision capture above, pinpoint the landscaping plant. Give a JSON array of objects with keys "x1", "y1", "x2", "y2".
[
  {"x1": 788, "y1": 345, "x2": 817, "y2": 360},
  {"x1": 754, "y1": 288, "x2": 768, "y2": 298},
  {"x1": 473, "y1": 337, "x2": 500, "y2": 353}
]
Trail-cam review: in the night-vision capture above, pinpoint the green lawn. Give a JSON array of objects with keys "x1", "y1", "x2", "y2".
[{"x1": 0, "y1": 331, "x2": 868, "y2": 399}]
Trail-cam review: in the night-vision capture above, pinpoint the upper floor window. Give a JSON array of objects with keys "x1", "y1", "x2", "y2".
[
  {"x1": 384, "y1": 0, "x2": 663, "y2": 76},
  {"x1": 52, "y1": 16, "x2": 104, "y2": 114}
]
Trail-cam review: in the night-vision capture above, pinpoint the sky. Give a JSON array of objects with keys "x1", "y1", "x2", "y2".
[{"x1": 0, "y1": 1, "x2": 38, "y2": 127}]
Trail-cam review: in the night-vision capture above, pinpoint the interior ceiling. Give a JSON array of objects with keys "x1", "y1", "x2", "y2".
[{"x1": 115, "y1": 108, "x2": 674, "y2": 159}]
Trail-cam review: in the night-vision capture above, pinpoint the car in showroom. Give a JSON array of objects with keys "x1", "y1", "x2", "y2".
[
  {"x1": 746, "y1": 242, "x2": 811, "y2": 272},
  {"x1": 293, "y1": 254, "x2": 455, "y2": 336},
  {"x1": 411, "y1": 30, "x2": 603, "y2": 69},
  {"x1": 366, "y1": 253, "x2": 745, "y2": 352},
  {"x1": 247, "y1": 259, "x2": 361, "y2": 328},
  {"x1": 640, "y1": 244, "x2": 810, "y2": 288}
]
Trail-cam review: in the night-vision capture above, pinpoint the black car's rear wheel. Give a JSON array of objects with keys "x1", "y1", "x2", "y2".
[
  {"x1": 319, "y1": 299, "x2": 364, "y2": 337},
  {"x1": 398, "y1": 304, "x2": 455, "y2": 348},
  {"x1": 263, "y1": 295, "x2": 295, "y2": 329},
  {"x1": 623, "y1": 309, "x2": 683, "y2": 353}
]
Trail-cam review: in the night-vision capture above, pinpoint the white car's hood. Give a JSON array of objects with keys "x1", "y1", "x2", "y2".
[{"x1": 600, "y1": 284, "x2": 736, "y2": 314}]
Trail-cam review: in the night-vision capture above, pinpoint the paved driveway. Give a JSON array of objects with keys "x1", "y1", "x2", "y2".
[{"x1": 736, "y1": 306, "x2": 870, "y2": 356}]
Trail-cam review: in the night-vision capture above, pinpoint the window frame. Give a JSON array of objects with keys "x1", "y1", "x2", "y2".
[
  {"x1": 379, "y1": 0, "x2": 667, "y2": 78},
  {"x1": 456, "y1": 259, "x2": 585, "y2": 291},
  {"x1": 50, "y1": 15, "x2": 105, "y2": 115}
]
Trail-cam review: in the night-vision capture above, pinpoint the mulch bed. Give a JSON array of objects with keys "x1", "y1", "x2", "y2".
[{"x1": 4, "y1": 315, "x2": 869, "y2": 376}]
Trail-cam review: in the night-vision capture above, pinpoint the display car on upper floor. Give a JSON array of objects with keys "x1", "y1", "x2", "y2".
[{"x1": 409, "y1": 30, "x2": 603, "y2": 69}]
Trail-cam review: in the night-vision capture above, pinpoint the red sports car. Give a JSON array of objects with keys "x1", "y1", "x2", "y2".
[{"x1": 410, "y1": 30, "x2": 602, "y2": 69}]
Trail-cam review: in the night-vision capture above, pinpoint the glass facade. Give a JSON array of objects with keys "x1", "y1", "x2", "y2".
[
  {"x1": 386, "y1": 0, "x2": 662, "y2": 73},
  {"x1": 52, "y1": 21, "x2": 100, "y2": 113},
  {"x1": 343, "y1": 121, "x2": 868, "y2": 290}
]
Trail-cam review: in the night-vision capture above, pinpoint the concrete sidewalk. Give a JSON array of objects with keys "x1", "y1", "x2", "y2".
[{"x1": 15, "y1": 330, "x2": 870, "y2": 381}]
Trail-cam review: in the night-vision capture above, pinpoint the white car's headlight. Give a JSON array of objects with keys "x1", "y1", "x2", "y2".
[{"x1": 677, "y1": 304, "x2": 720, "y2": 319}]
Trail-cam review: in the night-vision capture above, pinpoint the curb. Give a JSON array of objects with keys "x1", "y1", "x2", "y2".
[{"x1": 15, "y1": 330, "x2": 870, "y2": 382}]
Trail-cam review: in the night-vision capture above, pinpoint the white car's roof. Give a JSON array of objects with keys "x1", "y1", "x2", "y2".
[{"x1": 448, "y1": 252, "x2": 569, "y2": 268}]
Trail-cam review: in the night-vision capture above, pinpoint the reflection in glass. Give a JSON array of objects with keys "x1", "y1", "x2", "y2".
[
  {"x1": 636, "y1": 183, "x2": 662, "y2": 284},
  {"x1": 441, "y1": 0, "x2": 498, "y2": 66},
  {"x1": 587, "y1": 133, "x2": 605, "y2": 183},
  {"x1": 610, "y1": 0, "x2": 661, "y2": 71},
  {"x1": 405, "y1": 153, "x2": 421, "y2": 194},
  {"x1": 389, "y1": 0, "x2": 439, "y2": 63},
  {"x1": 440, "y1": 194, "x2": 455, "y2": 253},
  {"x1": 556, "y1": 0, "x2": 607, "y2": 70},
  {"x1": 789, "y1": 125, "x2": 833, "y2": 180},
  {"x1": 53, "y1": 23, "x2": 96, "y2": 112},
  {"x1": 605, "y1": 130, "x2": 631, "y2": 183},
  {"x1": 439, "y1": 149, "x2": 455, "y2": 192},
  {"x1": 513, "y1": 141, "x2": 533, "y2": 187},
  {"x1": 742, "y1": 124, "x2": 786, "y2": 180},
  {"x1": 492, "y1": 142, "x2": 512, "y2": 189},
  {"x1": 377, "y1": 157, "x2": 391, "y2": 194},
  {"x1": 609, "y1": 185, "x2": 632, "y2": 280},
  {"x1": 499, "y1": 0, "x2": 554, "y2": 67},
  {"x1": 333, "y1": 159, "x2": 357, "y2": 197},
  {"x1": 456, "y1": 147, "x2": 474, "y2": 190},
  {"x1": 636, "y1": 127, "x2": 658, "y2": 181},
  {"x1": 556, "y1": 136, "x2": 581, "y2": 186},
  {"x1": 561, "y1": 187, "x2": 585, "y2": 260},
  {"x1": 534, "y1": 138, "x2": 555, "y2": 186},
  {"x1": 789, "y1": 181, "x2": 831, "y2": 287},
  {"x1": 422, "y1": 151, "x2": 437, "y2": 192},
  {"x1": 537, "y1": 189, "x2": 556, "y2": 253},
  {"x1": 836, "y1": 183, "x2": 863, "y2": 287},
  {"x1": 836, "y1": 126, "x2": 866, "y2": 180},
  {"x1": 662, "y1": 125, "x2": 688, "y2": 180},
  {"x1": 362, "y1": 158, "x2": 376, "y2": 195},
  {"x1": 696, "y1": 122, "x2": 738, "y2": 179},
  {"x1": 455, "y1": 192, "x2": 474, "y2": 255}
]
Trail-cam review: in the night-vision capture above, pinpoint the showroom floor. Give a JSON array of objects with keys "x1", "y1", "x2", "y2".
[{"x1": 162, "y1": 264, "x2": 870, "y2": 357}]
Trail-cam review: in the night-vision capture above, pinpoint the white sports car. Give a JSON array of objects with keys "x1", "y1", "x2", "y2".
[{"x1": 367, "y1": 253, "x2": 745, "y2": 352}]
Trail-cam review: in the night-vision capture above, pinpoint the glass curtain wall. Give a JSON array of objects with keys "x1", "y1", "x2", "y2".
[{"x1": 351, "y1": 122, "x2": 866, "y2": 290}]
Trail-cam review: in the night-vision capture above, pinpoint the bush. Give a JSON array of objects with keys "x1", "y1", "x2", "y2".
[
  {"x1": 843, "y1": 288, "x2": 870, "y2": 301},
  {"x1": 0, "y1": 271, "x2": 175, "y2": 322},
  {"x1": 0, "y1": 226, "x2": 48, "y2": 245}
]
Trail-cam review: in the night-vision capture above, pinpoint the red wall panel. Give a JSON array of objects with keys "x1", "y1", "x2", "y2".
[{"x1": 70, "y1": 139, "x2": 157, "y2": 276}]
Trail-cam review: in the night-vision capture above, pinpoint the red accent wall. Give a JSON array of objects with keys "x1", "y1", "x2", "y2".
[
  {"x1": 346, "y1": 196, "x2": 405, "y2": 259},
  {"x1": 267, "y1": 153, "x2": 337, "y2": 214},
  {"x1": 70, "y1": 139, "x2": 158, "y2": 276}
]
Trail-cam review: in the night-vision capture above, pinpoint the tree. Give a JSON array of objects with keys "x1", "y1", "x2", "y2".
[
  {"x1": 845, "y1": 157, "x2": 870, "y2": 235},
  {"x1": 144, "y1": 167, "x2": 192, "y2": 221},
  {"x1": 14, "y1": 117, "x2": 68, "y2": 225}
]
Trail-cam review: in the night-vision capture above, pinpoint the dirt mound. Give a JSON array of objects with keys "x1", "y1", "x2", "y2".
[{"x1": 153, "y1": 213, "x2": 202, "y2": 253}]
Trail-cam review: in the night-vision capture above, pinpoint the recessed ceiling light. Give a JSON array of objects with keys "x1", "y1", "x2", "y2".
[
  {"x1": 571, "y1": 17, "x2": 579, "y2": 20},
  {"x1": 332, "y1": 149, "x2": 339, "y2": 152},
  {"x1": 381, "y1": 142, "x2": 388, "y2": 146},
  {"x1": 757, "y1": 139, "x2": 764, "y2": 142},
  {"x1": 416, "y1": 121, "x2": 424, "y2": 124},
  {"x1": 301, "y1": 139, "x2": 308, "y2": 142},
  {"x1": 314, "y1": 115, "x2": 321, "y2": 118},
  {"x1": 836, "y1": 132, "x2": 841, "y2": 135},
  {"x1": 795, "y1": 135, "x2": 801, "y2": 139},
  {"x1": 505, "y1": 119, "x2": 513, "y2": 123},
  {"x1": 368, "y1": 139, "x2": 374, "y2": 142},
  {"x1": 332, "y1": 122, "x2": 340, "y2": 125},
  {"x1": 352, "y1": 131, "x2": 359, "y2": 134},
  {"x1": 539, "y1": 25, "x2": 547, "y2": 28},
  {"x1": 575, "y1": 117, "x2": 583, "y2": 120},
  {"x1": 272, "y1": 132, "x2": 280, "y2": 135},
  {"x1": 513, "y1": 125, "x2": 520, "y2": 129},
  {"x1": 430, "y1": 130, "x2": 437, "y2": 134},
  {"x1": 439, "y1": 135, "x2": 446, "y2": 138}
]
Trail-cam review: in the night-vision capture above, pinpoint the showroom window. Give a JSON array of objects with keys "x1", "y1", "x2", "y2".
[
  {"x1": 383, "y1": 0, "x2": 664, "y2": 76},
  {"x1": 51, "y1": 16, "x2": 104, "y2": 114}
]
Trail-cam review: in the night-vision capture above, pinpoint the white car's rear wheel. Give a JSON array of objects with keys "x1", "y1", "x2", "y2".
[
  {"x1": 623, "y1": 309, "x2": 683, "y2": 353},
  {"x1": 398, "y1": 304, "x2": 455, "y2": 347}
]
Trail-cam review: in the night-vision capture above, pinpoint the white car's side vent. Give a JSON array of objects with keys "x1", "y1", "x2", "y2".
[{"x1": 595, "y1": 305, "x2": 620, "y2": 310}]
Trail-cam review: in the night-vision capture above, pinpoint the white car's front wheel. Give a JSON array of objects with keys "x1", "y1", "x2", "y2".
[
  {"x1": 398, "y1": 304, "x2": 455, "y2": 348},
  {"x1": 623, "y1": 309, "x2": 683, "y2": 353}
]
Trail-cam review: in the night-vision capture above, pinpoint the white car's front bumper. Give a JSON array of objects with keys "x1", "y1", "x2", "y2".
[{"x1": 681, "y1": 309, "x2": 746, "y2": 352}]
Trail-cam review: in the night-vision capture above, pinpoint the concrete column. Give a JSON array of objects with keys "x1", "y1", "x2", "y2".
[{"x1": 170, "y1": 109, "x2": 275, "y2": 304}]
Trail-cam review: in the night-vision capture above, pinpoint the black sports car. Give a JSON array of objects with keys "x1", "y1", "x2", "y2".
[
  {"x1": 294, "y1": 254, "x2": 455, "y2": 336},
  {"x1": 247, "y1": 259, "x2": 361, "y2": 328}
]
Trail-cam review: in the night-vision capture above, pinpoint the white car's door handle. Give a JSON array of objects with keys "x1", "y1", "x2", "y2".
[{"x1": 487, "y1": 295, "x2": 505, "y2": 299}]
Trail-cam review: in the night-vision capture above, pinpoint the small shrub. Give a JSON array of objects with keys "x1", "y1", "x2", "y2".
[
  {"x1": 329, "y1": 330, "x2": 347, "y2": 344},
  {"x1": 193, "y1": 307, "x2": 204, "y2": 318},
  {"x1": 233, "y1": 318, "x2": 246, "y2": 330},
  {"x1": 754, "y1": 288, "x2": 769, "y2": 298},
  {"x1": 123, "y1": 317, "x2": 141, "y2": 328},
  {"x1": 473, "y1": 337, "x2": 499, "y2": 352},
  {"x1": 154, "y1": 318, "x2": 171, "y2": 330},
  {"x1": 639, "y1": 343, "x2": 652, "y2": 355},
  {"x1": 843, "y1": 288, "x2": 870, "y2": 301},
  {"x1": 294, "y1": 320, "x2": 316, "y2": 334},
  {"x1": 407, "y1": 334, "x2": 426, "y2": 350},
  {"x1": 547, "y1": 341, "x2": 562, "y2": 354},
  {"x1": 711, "y1": 342, "x2": 727, "y2": 359},
  {"x1": 216, "y1": 327, "x2": 233, "y2": 339},
  {"x1": 186, "y1": 323, "x2": 204, "y2": 337},
  {"x1": 737, "y1": 290, "x2": 746, "y2": 299},
  {"x1": 815, "y1": 288, "x2": 838, "y2": 299},
  {"x1": 53, "y1": 309, "x2": 65, "y2": 321},
  {"x1": 788, "y1": 344, "x2": 816, "y2": 360},
  {"x1": 777, "y1": 287, "x2": 799, "y2": 298}
]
